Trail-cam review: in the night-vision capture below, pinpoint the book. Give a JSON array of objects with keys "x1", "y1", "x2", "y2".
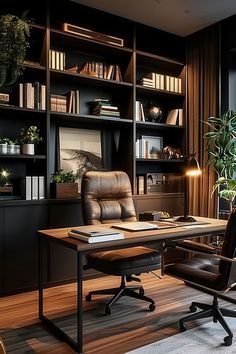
[
  {"x1": 68, "y1": 230, "x2": 124, "y2": 243},
  {"x1": 166, "y1": 109, "x2": 179, "y2": 125},
  {"x1": 112, "y1": 221, "x2": 158, "y2": 231},
  {"x1": 70, "y1": 226, "x2": 123, "y2": 237}
]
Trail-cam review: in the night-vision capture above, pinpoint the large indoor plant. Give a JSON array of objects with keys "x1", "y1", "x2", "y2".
[
  {"x1": 0, "y1": 12, "x2": 30, "y2": 87},
  {"x1": 204, "y1": 110, "x2": 236, "y2": 212}
]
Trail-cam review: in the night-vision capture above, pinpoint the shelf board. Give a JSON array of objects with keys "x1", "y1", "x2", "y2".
[
  {"x1": 50, "y1": 112, "x2": 133, "y2": 125},
  {"x1": 136, "y1": 121, "x2": 184, "y2": 129},
  {"x1": 0, "y1": 154, "x2": 46, "y2": 160},
  {"x1": 30, "y1": 23, "x2": 46, "y2": 31},
  {"x1": 0, "y1": 105, "x2": 46, "y2": 115},
  {"x1": 136, "y1": 84, "x2": 185, "y2": 97},
  {"x1": 50, "y1": 69, "x2": 133, "y2": 88},
  {"x1": 50, "y1": 28, "x2": 133, "y2": 54},
  {"x1": 136, "y1": 158, "x2": 184, "y2": 163},
  {"x1": 136, "y1": 50, "x2": 185, "y2": 67},
  {"x1": 24, "y1": 63, "x2": 46, "y2": 71}
]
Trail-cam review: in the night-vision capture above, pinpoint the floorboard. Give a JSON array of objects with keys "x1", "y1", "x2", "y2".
[{"x1": 1, "y1": 272, "x2": 235, "y2": 353}]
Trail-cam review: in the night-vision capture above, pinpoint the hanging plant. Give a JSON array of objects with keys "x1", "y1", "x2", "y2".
[{"x1": 0, "y1": 12, "x2": 30, "y2": 87}]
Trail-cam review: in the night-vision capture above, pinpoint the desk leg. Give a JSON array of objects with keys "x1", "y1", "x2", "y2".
[
  {"x1": 77, "y1": 252, "x2": 83, "y2": 353},
  {"x1": 39, "y1": 236, "x2": 43, "y2": 319}
]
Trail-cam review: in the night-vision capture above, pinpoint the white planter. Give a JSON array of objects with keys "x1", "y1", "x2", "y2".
[
  {"x1": 7, "y1": 144, "x2": 15, "y2": 155},
  {"x1": 0, "y1": 143, "x2": 7, "y2": 154},
  {"x1": 22, "y1": 143, "x2": 35, "y2": 155}
]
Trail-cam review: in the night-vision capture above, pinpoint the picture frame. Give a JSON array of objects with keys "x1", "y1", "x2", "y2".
[
  {"x1": 141, "y1": 135, "x2": 163, "y2": 159},
  {"x1": 58, "y1": 127, "x2": 102, "y2": 193}
]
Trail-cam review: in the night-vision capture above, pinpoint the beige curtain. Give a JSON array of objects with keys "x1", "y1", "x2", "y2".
[{"x1": 187, "y1": 24, "x2": 220, "y2": 218}]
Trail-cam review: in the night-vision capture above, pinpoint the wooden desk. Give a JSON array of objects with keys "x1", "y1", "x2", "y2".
[{"x1": 37, "y1": 217, "x2": 227, "y2": 353}]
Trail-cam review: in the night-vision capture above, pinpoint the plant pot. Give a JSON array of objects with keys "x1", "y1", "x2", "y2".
[
  {"x1": 22, "y1": 143, "x2": 34, "y2": 155},
  {"x1": 50, "y1": 182, "x2": 79, "y2": 199}
]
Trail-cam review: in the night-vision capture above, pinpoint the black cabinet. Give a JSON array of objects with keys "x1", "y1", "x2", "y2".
[{"x1": 2, "y1": 205, "x2": 47, "y2": 294}]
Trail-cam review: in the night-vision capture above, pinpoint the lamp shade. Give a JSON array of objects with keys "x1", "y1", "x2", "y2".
[{"x1": 186, "y1": 156, "x2": 201, "y2": 177}]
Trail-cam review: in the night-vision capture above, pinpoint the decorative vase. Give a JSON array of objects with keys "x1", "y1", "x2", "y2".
[{"x1": 22, "y1": 143, "x2": 35, "y2": 155}]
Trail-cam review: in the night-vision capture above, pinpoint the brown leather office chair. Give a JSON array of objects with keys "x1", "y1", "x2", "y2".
[
  {"x1": 81, "y1": 170, "x2": 160, "y2": 315},
  {"x1": 164, "y1": 209, "x2": 236, "y2": 346}
]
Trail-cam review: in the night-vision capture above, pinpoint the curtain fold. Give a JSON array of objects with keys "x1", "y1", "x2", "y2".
[{"x1": 187, "y1": 24, "x2": 220, "y2": 218}]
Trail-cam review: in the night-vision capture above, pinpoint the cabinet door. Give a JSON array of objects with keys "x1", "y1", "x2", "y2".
[
  {"x1": 47, "y1": 202, "x2": 83, "y2": 283},
  {"x1": 0, "y1": 208, "x2": 4, "y2": 293},
  {"x1": 4, "y1": 205, "x2": 47, "y2": 293}
]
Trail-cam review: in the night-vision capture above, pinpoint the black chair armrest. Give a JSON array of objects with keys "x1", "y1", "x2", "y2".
[{"x1": 175, "y1": 240, "x2": 217, "y2": 254}]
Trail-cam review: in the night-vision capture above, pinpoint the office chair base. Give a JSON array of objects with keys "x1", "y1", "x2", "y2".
[
  {"x1": 86, "y1": 276, "x2": 156, "y2": 315},
  {"x1": 179, "y1": 295, "x2": 236, "y2": 346}
]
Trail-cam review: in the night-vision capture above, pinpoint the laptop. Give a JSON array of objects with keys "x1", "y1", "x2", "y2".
[{"x1": 112, "y1": 221, "x2": 158, "y2": 232}]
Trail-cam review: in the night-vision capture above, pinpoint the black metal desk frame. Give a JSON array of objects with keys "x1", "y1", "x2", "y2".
[{"x1": 38, "y1": 219, "x2": 227, "y2": 353}]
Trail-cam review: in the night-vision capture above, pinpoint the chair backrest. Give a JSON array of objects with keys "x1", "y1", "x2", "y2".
[
  {"x1": 219, "y1": 209, "x2": 236, "y2": 285},
  {"x1": 81, "y1": 170, "x2": 137, "y2": 225}
]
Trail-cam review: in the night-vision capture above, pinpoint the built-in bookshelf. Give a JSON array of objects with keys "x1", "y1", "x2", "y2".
[{"x1": 0, "y1": 0, "x2": 186, "y2": 295}]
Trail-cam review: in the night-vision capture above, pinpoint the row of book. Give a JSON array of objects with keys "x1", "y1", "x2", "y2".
[
  {"x1": 49, "y1": 49, "x2": 65, "y2": 71},
  {"x1": 22, "y1": 176, "x2": 45, "y2": 200},
  {"x1": 51, "y1": 90, "x2": 80, "y2": 114},
  {"x1": 80, "y1": 61, "x2": 123, "y2": 81},
  {"x1": 140, "y1": 72, "x2": 182, "y2": 93},
  {"x1": 18, "y1": 82, "x2": 46, "y2": 110},
  {"x1": 90, "y1": 98, "x2": 120, "y2": 117}
]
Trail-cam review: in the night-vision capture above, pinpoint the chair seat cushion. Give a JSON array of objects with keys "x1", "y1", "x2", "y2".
[
  {"x1": 87, "y1": 246, "x2": 160, "y2": 276},
  {"x1": 165, "y1": 255, "x2": 227, "y2": 291}
]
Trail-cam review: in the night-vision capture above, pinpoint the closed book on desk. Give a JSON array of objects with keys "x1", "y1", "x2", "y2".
[
  {"x1": 68, "y1": 230, "x2": 124, "y2": 243},
  {"x1": 70, "y1": 226, "x2": 122, "y2": 237}
]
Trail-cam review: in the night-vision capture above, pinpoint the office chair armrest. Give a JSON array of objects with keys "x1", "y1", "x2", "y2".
[
  {"x1": 175, "y1": 240, "x2": 217, "y2": 254},
  {"x1": 167, "y1": 243, "x2": 236, "y2": 263}
]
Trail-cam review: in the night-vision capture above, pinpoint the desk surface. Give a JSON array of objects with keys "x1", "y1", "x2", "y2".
[{"x1": 37, "y1": 216, "x2": 227, "y2": 252}]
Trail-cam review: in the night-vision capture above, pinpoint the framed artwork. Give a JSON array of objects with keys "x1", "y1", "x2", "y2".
[
  {"x1": 58, "y1": 127, "x2": 102, "y2": 192},
  {"x1": 141, "y1": 135, "x2": 163, "y2": 159}
]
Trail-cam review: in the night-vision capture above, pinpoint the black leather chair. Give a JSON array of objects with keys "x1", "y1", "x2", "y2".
[
  {"x1": 81, "y1": 170, "x2": 160, "y2": 315},
  {"x1": 164, "y1": 209, "x2": 236, "y2": 346}
]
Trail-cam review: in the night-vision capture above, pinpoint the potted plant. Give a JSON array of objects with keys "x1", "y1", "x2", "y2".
[
  {"x1": 18, "y1": 125, "x2": 42, "y2": 155},
  {"x1": 0, "y1": 12, "x2": 30, "y2": 87},
  {"x1": 50, "y1": 169, "x2": 78, "y2": 199},
  {"x1": 204, "y1": 110, "x2": 236, "y2": 212}
]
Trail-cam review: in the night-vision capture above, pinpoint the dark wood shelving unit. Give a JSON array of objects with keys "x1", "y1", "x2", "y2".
[{"x1": 0, "y1": 0, "x2": 187, "y2": 295}]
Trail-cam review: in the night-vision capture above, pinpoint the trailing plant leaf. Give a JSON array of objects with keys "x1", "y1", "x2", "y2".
[{"x1": 0, "y1": 13, "x2": 30, "y2": 87}]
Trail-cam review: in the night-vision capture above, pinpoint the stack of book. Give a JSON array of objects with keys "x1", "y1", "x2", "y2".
[
  {"x1": 90, "y1": 98, "x2": 120, "y2": 117},
  {"x1": 49, "y1": 49, "x2": 65, "y2": 71},
  {"x1": 18, "y1": 82, "x2": 46, "y2": 110},
  {"x1": 68, "y1": 226, "x2": 124, "y2": 243},
  {"x1": 51, "y1": 94, "x2": 67, "y2": 112}
]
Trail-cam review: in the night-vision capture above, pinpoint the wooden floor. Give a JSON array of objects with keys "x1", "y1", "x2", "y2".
[{"x1": 1, "y1": 272, "x2": 235, "y2": 354}]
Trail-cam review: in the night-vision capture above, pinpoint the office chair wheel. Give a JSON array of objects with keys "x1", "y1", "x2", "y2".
[
  {"x1": 149, "y1": 303, "x2": 156, "y2": 311},
  {"x1": 139, "y1": 288, "x2": 145, "y2": 296},
  {"x1": 224, "y1": 336, "x2": 232, "y2": 346},
  {"x1": 180, "y1": 323, "x2": 187, "y2": 332},
  {"x1": 105, "y1": 307, "x2": 111, "y2": 315},
  {"x1": 85, "y1": 294, "x2": 92, "y2": 302},
  {"x1": 189, "y1": 304, "x2": 197, "y2": 313}
]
